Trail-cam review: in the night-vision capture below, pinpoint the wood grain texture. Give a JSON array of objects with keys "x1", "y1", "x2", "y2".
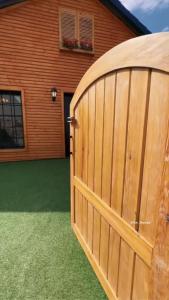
[
  {"x1": 71, "y1": 33, "x2": 169, "y2": 300},
  {"x1": 81, "y1": 93, "x2": 89, "y2": 241},
  {"x1": 132, "y1": 71, "x2": 169, "y2": 300},
  {"x1": 108, "y1": 227, "x2": 120, "y2": 292},
  {"x1": 87, "y1": 85, "x2": 96, "y2": 251},
  {"x1": 75, "y1": 101, "x2": 83, "y2": 231},
  {"x1": 71, "y1": 33, "x2": 169, "y2": 110},
  {"x1": 150, "y1": 75, "x2": 169, "y2": 300},
  {"x1": 74, "y1": 106, "x2": 80, "y2": 227},
  {"x1": 100, "y1": 217, "x2": 110, "y2": 276},
  {"x1": 132, "y1": 255, "x2": 149, "y2": 300},
  {"x1": 102, "y1": 74, "x2": 116, "y2": 206},
  {"x1": 109, "y1": 69, "x2": 130, "y2": 295},
  {"x1": 111, "y1": 70, "x2": 130, "y2": 213},
  {"x1": 93, "y1": 78, "x2": 105, "y2": 263},
  {"x1": 139, "y1": 71, "x2": 169, "y2": 244},
  {"x1": 100, "y1": 73, "x2": 116, "y2": 279},
  {"x1": 74, "y1": 176, "x2": 152, "y2": 267},
  {"x1": 73, "y1": 223, "x2": 117, "y2": 300},
  {"x1": 118, "y1": 69, "x2": 150, "y2": 300}
]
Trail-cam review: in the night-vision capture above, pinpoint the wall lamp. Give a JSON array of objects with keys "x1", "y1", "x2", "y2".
[{"x1": 51, "y1": 88, "x2": 58, "y2": 101}]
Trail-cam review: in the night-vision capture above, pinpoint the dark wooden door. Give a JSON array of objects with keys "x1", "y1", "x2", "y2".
[{"x1": 64, "y1": 93, "x2": 74, "y2": 157}]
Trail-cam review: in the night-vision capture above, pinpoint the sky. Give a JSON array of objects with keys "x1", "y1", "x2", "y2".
[{"x1": 120, "y1": 0, "x2": 169, "y2": 33}]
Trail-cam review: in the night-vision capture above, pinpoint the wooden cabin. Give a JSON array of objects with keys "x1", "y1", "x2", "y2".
[{"x1": 0, "y1": 0, "x2": 150, "y2": 162}]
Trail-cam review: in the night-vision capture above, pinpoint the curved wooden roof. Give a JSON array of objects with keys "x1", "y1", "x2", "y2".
[{"x1": 71, "y1": 32, "x2": 169, "y2": 110}]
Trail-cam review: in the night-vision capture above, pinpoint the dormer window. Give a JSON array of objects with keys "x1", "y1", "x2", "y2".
[{"x1": 59, "y1": 8, "x2": 94, "y2": 53}]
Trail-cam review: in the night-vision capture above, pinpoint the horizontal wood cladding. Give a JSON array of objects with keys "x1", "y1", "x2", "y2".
[{"x1": 0, "y1": 0, "x2": 136, "y2": 162}]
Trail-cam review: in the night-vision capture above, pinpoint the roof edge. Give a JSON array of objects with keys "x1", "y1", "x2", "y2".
[
  {"x1": 100, "y1": 0, "x2": 151, "y2": 35},
  {"x1": 0, "y1": 0, "x2": 25, "y2": 9}
]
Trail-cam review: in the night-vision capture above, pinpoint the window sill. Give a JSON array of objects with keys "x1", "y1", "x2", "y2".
[
  {"x1": 0, "y1": 147, "x2": 26, "y2": 152},
  {"x1": 60, "y1": 47, "x2": 95, "y2": 55}
]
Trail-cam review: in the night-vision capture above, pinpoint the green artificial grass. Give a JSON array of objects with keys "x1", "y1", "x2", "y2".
[{"x1": 0, "y1": 159, "x2": 107, "y2": 300}]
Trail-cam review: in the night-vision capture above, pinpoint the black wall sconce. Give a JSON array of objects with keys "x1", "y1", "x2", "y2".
[{"x1": 51, "y1": 88, "x2": 58, "y2": 101}]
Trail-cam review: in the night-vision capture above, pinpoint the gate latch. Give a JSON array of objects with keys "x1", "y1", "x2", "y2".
[{"x1": 67, "y1": 116, "x2": 76, "y2": 125}]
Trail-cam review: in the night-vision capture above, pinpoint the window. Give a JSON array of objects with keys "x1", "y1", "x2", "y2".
[
  {"x1": 59, "y1": 8, "x2": 94, "y2": 53},
  {"x1": 0, "y1": 90, "x2": 25, "y2": 149}
]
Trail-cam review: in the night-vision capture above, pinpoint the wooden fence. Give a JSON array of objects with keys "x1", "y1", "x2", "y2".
[{"x1": 70, "y1": 32, "x2": 169, "y2": 300}]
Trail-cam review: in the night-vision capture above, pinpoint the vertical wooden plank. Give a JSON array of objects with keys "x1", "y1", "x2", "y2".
[
  {"x1": 150, "y1": 135, "x2": 169, "y2": 300},
  {"x1": 100, "y1": 73, "x2": 116, "y2": 277},
  {"x1": 142, "y1": 72, "x2": 169, "y2": 300},
  {"x1": 87, "y1": 84, "x2": 96, "y2": 251},
  {"x1": 70, "y1": 102, "x2": 75, "y2": 225},
  {"x1": 111, "y1": 70, "x2": 130, "y2": 213},
  {"x1": 74, "y1": 106, "x2": 80, "y2": 228},
  {"x1": 133, "y1": 72, "x2": 169, "y2": 299},
  {"x1": 108, "y1": 227, "x2": 120, "y2": 292},
  {"x1": 76, "y1": 101, "x2": 83, "y2": 232},
  {"x1": 118, "y1": 240, "x2": 134, "y2": 300},
  {"x1": 100, "y1": 217, "x2": 109, "y2": 276},
  {"x1": 94, "y1": 77, "x2": 105, "y2": 196},
  {"x1": 139, "y1": 71, "x2": 169, "y2": 244},
  {"x1": 93, "y1": 78, "x2": 105, "y2": 262},
  {"x1": 118, "y1": 69, "x2": 150, "y2": 300},
  {"x1": 108, "y1": 70, "x2": 130, "y2": 293},
  {"x1": 93, "y1": 209, "x2": 101, "y2": 261},
  {"x1": 82, "y1": 92, "x2": 89, "y2": 241},
  {"x1": 102, "y1": 73, "x2": 116, "y2": 205},
  {"x1": 122, "y1": 69, "x2": 149, "y2": 225},
  {"x1": 132, "y1": 256, "x2": 149, "y2": 300}
]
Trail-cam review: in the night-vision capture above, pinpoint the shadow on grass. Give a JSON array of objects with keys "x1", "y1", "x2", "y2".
[{"x1": 0, "y1": 159, "x2": 70, "y2": 212}]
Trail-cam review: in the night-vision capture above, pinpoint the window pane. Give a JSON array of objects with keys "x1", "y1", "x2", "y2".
[
  {"x1": 79, "y1": 15, "x2": 93, "y2": 51},
  {"x1": 5, "y1": 127, "x2": 13, "y2": 137},
  {"x1": 14, "y1": 105, "x2": 22, "y2": 116},
  {"x1": 0, "y1": 129, "x2": 16, "y2": 148},
  {"x1": 0, "y1": 116, "x2": 4, "y2": 128},
  {"x1": 0, "y1": 94, "x2": 11, "y2": 105},
  {"x1": 16, "y1": 127, "x2": 23, "y2": 138},
  {"x1": 60, "y1": 10, "x2": 77, "y2": 49},
  {"x1": 14, "y1": 94, "x2": 21, "y2": 104},
  {"x1": 3, "y1": 105, "x2": 12, "y2": 116},
  {"x1": 0, "y1": 90, "x2": 24, "y2": 149},
  {"x1": 15, "y1": 116, "x2": 22, "y2": 127},
  {"x1": 16, "y1": 138, "x2": 24, "y2": 147},
  {"x1": 4, "y1": 116, "x2": 13, "y2": 128}
]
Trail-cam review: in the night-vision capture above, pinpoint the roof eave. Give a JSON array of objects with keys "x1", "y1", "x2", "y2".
[
  {"x1": 0, "y1": 0, "x2": 25, "y2": 9},
  {"x1": 100, "y1": 0, "x2": 151, "y2": 35}
]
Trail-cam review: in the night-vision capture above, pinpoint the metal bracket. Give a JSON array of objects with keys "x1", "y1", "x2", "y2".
[{"x1": 67, "y1": 116, "x2": 76, "y2": 125}]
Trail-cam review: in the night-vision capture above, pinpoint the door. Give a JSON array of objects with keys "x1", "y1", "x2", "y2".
[{"x1": 64, "y1": 93, "x2": 74, "y2": 157}]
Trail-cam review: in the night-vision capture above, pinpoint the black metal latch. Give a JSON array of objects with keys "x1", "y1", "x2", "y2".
[{"x1": 67, "y1": 116, "x2": 76, "y2": 125}]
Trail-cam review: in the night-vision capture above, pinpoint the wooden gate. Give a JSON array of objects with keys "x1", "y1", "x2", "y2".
[{"x1": 70, "y1": 33, "x2": 169, "y2": 300}]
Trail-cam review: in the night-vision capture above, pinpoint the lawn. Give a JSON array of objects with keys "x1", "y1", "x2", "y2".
[{"x1": 0, "y1": 159, "x2": 106, "y2": 300}]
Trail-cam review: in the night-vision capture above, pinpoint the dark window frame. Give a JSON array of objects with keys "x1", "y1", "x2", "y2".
[{"x1": 0, "y1": 90, "x2": 25, "y2": 149}]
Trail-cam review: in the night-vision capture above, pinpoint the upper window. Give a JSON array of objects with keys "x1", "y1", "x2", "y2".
[
  {"x1": 59, "y1": 8, "x2": 94, "y2": 53},
  {"x1": 0, "y1": 90, "x2": 25, "y2": 149}
]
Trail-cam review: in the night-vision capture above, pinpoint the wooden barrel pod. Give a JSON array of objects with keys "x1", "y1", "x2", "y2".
[{"x1": 70, "y1": 32, "x2": 169, "y2": 300}]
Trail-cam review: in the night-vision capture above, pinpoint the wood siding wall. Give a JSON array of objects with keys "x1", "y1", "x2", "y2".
[{"x1": 0, "y1": 0, "x2": 136, "y2": 162}]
